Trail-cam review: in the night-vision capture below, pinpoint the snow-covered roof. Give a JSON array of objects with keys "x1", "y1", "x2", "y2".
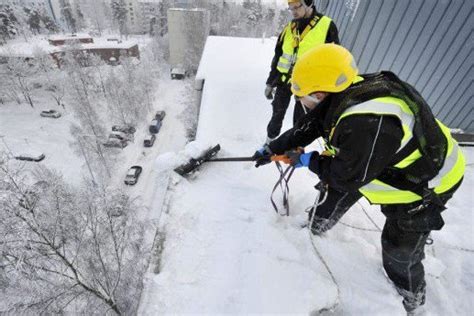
[
  {"x1": 0, "y1": 36, "x2": 138, "y2": 58},
  {"x1": 195, "y1": 36, "x2": 278, "y2": 151},
  {"x1": 77, "y1": 38, "x2": 138, "y2": 50},
  {"x1": 48, "y1": 33, "x2": 93, "y2": 41},
  {"x1": 168, "y1": 7, "x2": 208, "y2": 12},
  {"x1": 140, "y1": 35, "x2": 474, "y2": 315}
]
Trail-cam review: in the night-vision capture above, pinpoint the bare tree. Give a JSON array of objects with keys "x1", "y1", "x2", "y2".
[
  {"x1": 88, "y1": 54, "x2": 108, "y2": 98},
  {"x1": 45, "y1": 78, "x2": 66, "y2": 109},
  {"x1": 5, "y1": 56, "x2": 38, "y2": 108},
  {"x1": 80, "y1": 0, "x2": 112, "y2": 36},
  {"x1": 0, "y1": 161, "x2": 150, "y2": 315},
  {"x1": 63, "y1": 54, "x2": 111, "y2": 179},
  {"x1": 105, "y1": 57, "x2": 154, "y2": 126}
]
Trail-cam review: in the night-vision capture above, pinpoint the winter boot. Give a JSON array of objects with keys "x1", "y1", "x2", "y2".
[
  {"x1": 396, "y1": 282, "x2": 426, "y2": 315},
  {"x1": 308, "y1": 215, "x2": 336, "y2": 235}
]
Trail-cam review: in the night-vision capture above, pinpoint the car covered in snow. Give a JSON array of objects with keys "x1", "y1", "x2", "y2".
[
  {"x1": 143, "y1": 134, "x2": 156, "y2": 147},
  {"x1": 40, "y1": 110, "x2": 61, "y2": 118},
  {"x1": 149, "y1": 119, "x2": 162, "y2": 134},
  {"x1": 124, "y1": 165, "x2": 142, "y2": 185},
  {"x1": 109, "y1": 131, "x2": 133, "y2": 142},
  {"x1": 112, "y1": 125, "x2": 136, "y2": 134},
  {"x1": 154, "y1": 111, "x2": 166, "y2": 121},
  {"x1": 103, "y1": 137, "x2": 128, "y2": 148},
  {"x1": 170, "y1": 67, "x2": 187, "y2": 80},
  {"x1": 14, "y1": 152, "x2": 45, "y2": 162}
]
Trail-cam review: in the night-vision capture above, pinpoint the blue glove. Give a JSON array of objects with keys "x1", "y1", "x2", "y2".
[
  {"x1": 252, "y1": 146, "x2": 272, "y2": 168},
  {"x1": 285, "y1": 150, "x2": 314, "y2": 168}
]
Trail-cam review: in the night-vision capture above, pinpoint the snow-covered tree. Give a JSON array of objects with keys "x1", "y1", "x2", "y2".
[
  {"x1": 23, "y1": 7, "x2": 41, "y2": 35},
  {"x1": 80, "y1": 0, "x2": 112, "y2": 36},
  {"x1": 0, "y1": 5, "x2": 18, "y2": 43},
  {"x1": 59, "y1": 0, "x2": 77, "y2": 33},
  {"x1": 111, "y1": 0, "x2": 128, "y2": 39},
  {"x1": 5, "y1": 56, "x2": 39, "y2": 108},
  {"x1": 63, "y1": 53, "x2": 111, "y2": 178},
  {"x1": 0, "y1": 161, "x2": 150, "y2": 314},
  {"x1": 105, "y1": 56, "x2": 153, "y2": 127}
]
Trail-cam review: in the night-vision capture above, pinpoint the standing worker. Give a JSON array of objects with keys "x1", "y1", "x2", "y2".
[
  {"x1": 254, "y1": 44, "x2": 465, "y2": 314},
  {"x1": 263, "y1": 0, "x2": 339, "y2": 145}
]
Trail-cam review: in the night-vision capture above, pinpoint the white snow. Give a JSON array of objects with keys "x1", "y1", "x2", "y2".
[
  {"x1": 1, "y1": 33, "x2": 471, "y2": 314},
  {"x1": 139, "y1": 36, "x2": 474, "y2": 315}
]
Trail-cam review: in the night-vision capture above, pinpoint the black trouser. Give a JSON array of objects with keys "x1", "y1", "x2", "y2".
[
  {"x1": 266, "y1": 83, "x2": 308, "y2": 139},
  {"x1": 380, "y1": 183, "x2": 459, "y2": 295},
  {"x1": 308, "y1": 186, "x2": 362, "y2": 234},
  {"x1": 309, "y1": 182, "x2": 461, "y2": 298}
]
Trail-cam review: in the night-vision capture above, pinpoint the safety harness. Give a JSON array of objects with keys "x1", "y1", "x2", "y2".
[
  {"x1": 324, "y1": 71, "x2": 449, "y2": 209},
  {"x1": 279, "y1": 14, "x2": 321, "y2": 83}
]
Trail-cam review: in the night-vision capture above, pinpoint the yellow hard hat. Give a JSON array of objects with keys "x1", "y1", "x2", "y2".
[
  {"x1": 291, "y1": 44, "x2": 358, "y2": 96},
  {"x1": 288, "y1": 0, "x2": 313, "y2": 5}
]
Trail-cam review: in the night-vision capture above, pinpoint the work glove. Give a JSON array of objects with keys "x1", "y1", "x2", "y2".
[
  {"x1": 264, "y1": 84, "x2": 274, "y2": 100},
  {"x1": 253, "y1": 145, "x2": 273, "y2": 168},
  {"x1": 285, "y1": 150, "x2": 315, "y2": 168}
]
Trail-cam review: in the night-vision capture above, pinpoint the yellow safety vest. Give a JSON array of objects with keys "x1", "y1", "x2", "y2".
[
  {"x1": 331, "y1": 96, "x2": 465, "y2": 204},
  {"x1": 277, "y1": 15, "x2": 332, "y2": 81}
]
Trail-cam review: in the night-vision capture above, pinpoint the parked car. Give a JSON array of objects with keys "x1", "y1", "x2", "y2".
[
  {"x1": 109, "y1": 131, "x2": 133, "y2": 142},
  {"x1": 103, "y1": 138, "x2": 128, "y2": 148},
  {"x1": 124, "y1": 165, "x2": 142, "y2": 185},
  {"x1": 171, "y1": 67, "x2": 186, "y2": 80},
  {"x1": 112, "y1": 125, "x2": 136, "y2": 134},
  {"x1": 143, "y1": 134, "x2": 156, "y2": 147},
  {"x1": 149, "y1": 119, "x2": 162, "y2": 134},
  {"x1": 14, "y1": 152, "x2": 45, "y2": 162},
  {"x1": 155, "y1": 111, "x2": 166, "y2": 121},
  {"x1": 40, "y1": 110, "x2": 61, "y2": 118}
]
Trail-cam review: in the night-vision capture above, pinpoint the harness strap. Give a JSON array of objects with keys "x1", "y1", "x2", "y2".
[
  {"x1": 270, "y1": 162, "x2": 295, "y2": 216},
  {"x1": 292, "y1": 15, "x2": 320, "y2": 48},
  {"x1": 377, "y1": 168, "x2": 446, "y2": 210},
  {"x1": 283, "y1": 15, "x2": 321, "y2": 83}
]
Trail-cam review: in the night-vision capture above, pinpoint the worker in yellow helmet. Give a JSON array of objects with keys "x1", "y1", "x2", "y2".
[
  {"x1": 254, "y1": 44, "x2": 465, "y2": 314},
  {"x1": 263, "y1": 0, "x2": 339, "y2": 145}
]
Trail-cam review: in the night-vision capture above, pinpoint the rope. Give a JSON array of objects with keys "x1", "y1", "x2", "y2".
[
  {"x1": 338, "y1": 221, "x2": 380, "y2": 232},
  {"x1": 359, "y1": 201, "x2": 383, "y2": 231},
  {"x1": 270, "y1": 162, "x2": 295, "y2": 216},
  {"x1": 308, "y1": 186, "x2": 341, "y2": 313},
  {"x1": 339, "y1": 201, "x2": 474, "y2": 253}
]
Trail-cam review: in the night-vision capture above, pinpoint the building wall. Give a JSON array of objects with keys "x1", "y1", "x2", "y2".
[
  {"x1": 315, "y1": 0, "x2": 473, "y2": 132},
  {"x1": 168, "y1": 8, "x2": 210, "y2": 72},
  {"x1": 138, "y1": 0, "x2": 161, "y2": 34},
  {"x1": 124, "y1": 0, "x2": 141, "y2": 33}
]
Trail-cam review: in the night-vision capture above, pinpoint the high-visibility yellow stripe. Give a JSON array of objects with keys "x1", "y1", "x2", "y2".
[
  {"x1": 337, "y1": 98, "x2": 415, "y2": 151},
  {"x1": 277, "y1": 16, "x2": 332, "y2": 75},
  {"x1": 333, "y1": 98, "x2": 465, "y2": 204}
]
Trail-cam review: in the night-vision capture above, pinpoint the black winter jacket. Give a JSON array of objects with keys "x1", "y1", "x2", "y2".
[{"x1": 268, "y1": 95, "x2": 404, "y2": 193}]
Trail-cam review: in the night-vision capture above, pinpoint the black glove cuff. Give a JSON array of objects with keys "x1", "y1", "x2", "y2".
[{"x1": 308, "y1": 151, "x2": 321, "y2": 174}]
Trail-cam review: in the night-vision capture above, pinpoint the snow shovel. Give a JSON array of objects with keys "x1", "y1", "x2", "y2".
[{"x1": 173, "y1": 144, "x2": 292, "y2": 176}]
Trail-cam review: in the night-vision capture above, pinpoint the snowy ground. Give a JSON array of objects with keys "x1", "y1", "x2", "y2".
[{"x1": 138, "y1": 37, "x2": 474, "y2": 315}]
